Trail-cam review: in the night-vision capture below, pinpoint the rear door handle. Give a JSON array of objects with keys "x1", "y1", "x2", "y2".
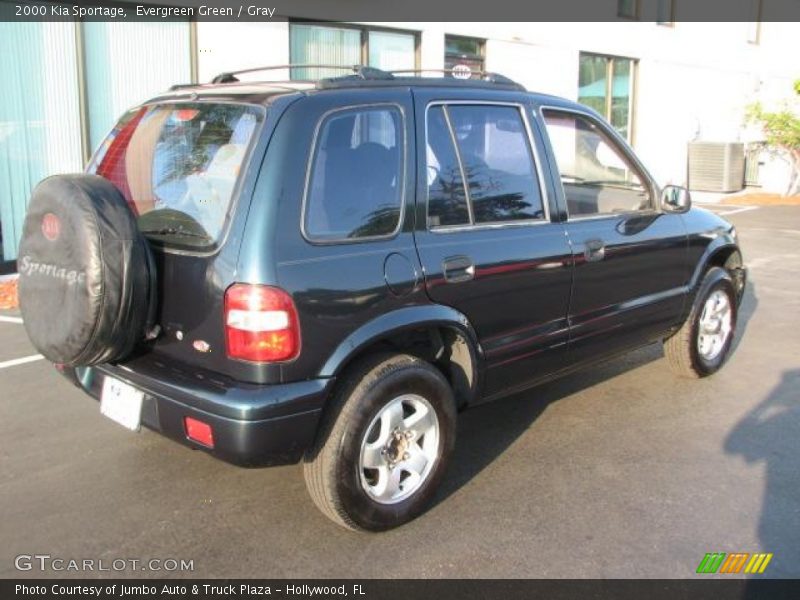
[
  {"x1": 443, "y1": 255, "x2": 475, "y2": 283},
  {"x1": 584, "y1": 239, "x2": 606, "y2": 262}
]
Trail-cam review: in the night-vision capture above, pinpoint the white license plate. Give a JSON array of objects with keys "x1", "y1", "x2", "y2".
[{"x1": 100, "y1": 376, "x2": 144, "y2": 431}]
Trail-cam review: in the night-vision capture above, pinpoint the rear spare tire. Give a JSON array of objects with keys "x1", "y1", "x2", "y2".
[{"x1": 17, "y1": 174, "x2": 155, "y2": 367}]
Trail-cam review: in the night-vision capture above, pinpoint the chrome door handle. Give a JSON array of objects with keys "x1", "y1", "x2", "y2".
[
  {"x1": 443, "y1": 256, "x2": 475, "y2": 283},
  {"x1": 584, "y1": 239, "x2": 606, "y2": 262}
]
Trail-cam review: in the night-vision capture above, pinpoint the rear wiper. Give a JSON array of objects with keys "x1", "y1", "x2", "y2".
[{"x1": 140, "y1": 226, "x2": 210, "y2": 240}]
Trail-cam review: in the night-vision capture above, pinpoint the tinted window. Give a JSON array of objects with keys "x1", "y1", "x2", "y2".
[
  {"x1": 88, "y1": 103, "x2": 262, "y2": 248},
  {"x1": 305, "y1": 107, "x2": 403, "y2": 241},
  {"x1": 542, "y1": 110, "x2": 650, "y2": 216},
  {"x1": 426, "y1": 106, "x2": 470, "y2": 227},
  {"x1": 447, "y1": 105, "x2": 544, "y2": 223}
]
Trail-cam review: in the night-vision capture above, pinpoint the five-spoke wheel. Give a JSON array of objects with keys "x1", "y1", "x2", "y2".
[
  {"x1": 665, "y1": 267, "x2": 738, "y2": 378},
  {"x1": 304, "y1": 353, "x2": 456, "y2": 531},
  {"x1": 697, "y1": 289, "x2": 733, "y2": 362}
]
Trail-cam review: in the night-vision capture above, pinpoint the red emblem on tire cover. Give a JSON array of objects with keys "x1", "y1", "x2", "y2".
[{"x1": 42, "y1": 213, "x2": 60, "y2": 241}]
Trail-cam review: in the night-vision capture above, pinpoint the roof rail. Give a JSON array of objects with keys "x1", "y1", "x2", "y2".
[
  {"x1": 389, "y1": 69, "x2": 525, "y2": 90},
  {"x1": 168, "y1": 83, "x2": 198, "y2": 91},
  {"x1": 210, "y1": 64, "x2": 395, "y2": 84},
  {"x1": 207, "y1": 64, "x2": 525, "y2": 92}
]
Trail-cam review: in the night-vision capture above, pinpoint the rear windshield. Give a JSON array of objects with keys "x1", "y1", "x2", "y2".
[{"x1": 88, "y1": 102, "x2": 263, "y2": 249}]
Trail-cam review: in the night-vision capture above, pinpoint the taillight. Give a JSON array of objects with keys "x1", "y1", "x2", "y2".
[{"x1": 224, "y1": 284, "x2": 300, "y2": 362}]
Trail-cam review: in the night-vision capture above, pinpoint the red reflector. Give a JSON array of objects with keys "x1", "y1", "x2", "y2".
[
  {"x1": 184, "y1": 417, "x2": 214, "y2": 448},
  {"x1": 224, "y1": 284, "x2": 300, "y2": 362}
]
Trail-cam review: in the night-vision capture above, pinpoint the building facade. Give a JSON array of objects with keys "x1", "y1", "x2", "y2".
[{"x1": 1, "y1": 17, "x2": 797, "y2": 272}]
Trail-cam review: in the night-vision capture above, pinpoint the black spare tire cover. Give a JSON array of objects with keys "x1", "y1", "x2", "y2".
[{"x1": 17, "y1": 174, "x2": 155, "y2": 367}]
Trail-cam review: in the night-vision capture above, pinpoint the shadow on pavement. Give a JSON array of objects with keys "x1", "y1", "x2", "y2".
[
  {"x1": 436, "y1": 277, "x2": 759, "y2": 509},
  {"x1": 436, "y1": 341, "x2": 664, "y2": 504},
  {"x1": 730, "y1": 278, "x2": 758, "y2": 358},
  {"x1": 725, "y1": 368, "x2": 800, "y2": 580}
]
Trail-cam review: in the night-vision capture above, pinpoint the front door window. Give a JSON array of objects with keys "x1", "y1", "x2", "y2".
[{"x1": 542, "y1": 109, "x2": 651, "y2": 216}]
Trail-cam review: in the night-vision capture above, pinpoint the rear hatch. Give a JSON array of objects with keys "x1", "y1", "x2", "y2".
[{"x1": 87, "y1": 100, "x2": 268, "y2": 381}]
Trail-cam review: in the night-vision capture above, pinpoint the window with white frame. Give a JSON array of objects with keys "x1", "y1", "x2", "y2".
[
  {"x1": 578, "y1": 53, "x2": 637, "y2": 142},
  {"x1": 289, "y1": 23, "x2": 417, "y2": 80}
]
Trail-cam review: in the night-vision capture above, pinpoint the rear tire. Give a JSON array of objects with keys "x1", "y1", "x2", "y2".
[
  {"x1": 304, "y1": 353, "x2": 456, "y2": 532},
  {"x1": 664, "y1": 267, "x2": 737, "y2": 378}
]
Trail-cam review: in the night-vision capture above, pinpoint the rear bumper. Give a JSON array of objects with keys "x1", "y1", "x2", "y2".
[{"x1": 60, "y1": 359, "x2": 332, "y2": 467}]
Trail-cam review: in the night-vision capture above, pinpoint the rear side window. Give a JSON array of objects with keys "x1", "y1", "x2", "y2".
[
  {"x1": 425, "y1": 104, "x2": 545, "y2": 228},
  {"x1": 88, "y1": 102, "x2": 263, "y2": 249},
  {"x1": 304, "y1": 106, "x2": 404, "y2": 242}
]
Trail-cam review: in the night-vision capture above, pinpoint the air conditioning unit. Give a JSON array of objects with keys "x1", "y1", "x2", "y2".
[{"x1": 688, "y1": 142, "x2": 745, "y2": 193}]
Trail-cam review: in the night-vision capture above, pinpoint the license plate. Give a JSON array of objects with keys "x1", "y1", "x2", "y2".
[{"x1": 100, "y1": 376, "x2": 144, "y2": 431}]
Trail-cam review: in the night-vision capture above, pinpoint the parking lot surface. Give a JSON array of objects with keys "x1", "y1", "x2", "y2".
[{"x1": 1, "y1": 206, "x2": 798, "y2": 578}]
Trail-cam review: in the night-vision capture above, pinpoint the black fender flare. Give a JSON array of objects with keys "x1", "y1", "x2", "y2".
[
  {"x1": 680, "y1": 235, "x2": 743, "y2": 322},
  {"x1": 318, "y1": 304, "x2": 483, "y2": 402},
  {"x1": 688, "y1": 236, "x2": 739, "y2": 291}
]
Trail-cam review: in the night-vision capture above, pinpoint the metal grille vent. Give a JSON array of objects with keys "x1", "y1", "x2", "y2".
[{"x1": 688, "y1": 142, "x2": 745, "y2": 193}]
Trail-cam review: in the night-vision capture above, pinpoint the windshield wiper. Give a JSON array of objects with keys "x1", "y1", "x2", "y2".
[{"x1": 140, "y1": 226, "x2": 211, "y2": 240}]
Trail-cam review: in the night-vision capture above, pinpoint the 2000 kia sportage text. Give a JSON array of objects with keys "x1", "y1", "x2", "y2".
[{"x1": 17, "y1": 66, "x2": 746, "y2": 531}]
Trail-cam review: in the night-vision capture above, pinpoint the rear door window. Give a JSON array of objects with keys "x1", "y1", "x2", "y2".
[
  {"x1": 304, "y1": 106, "x2": 404, "y2": 242},
  {"x1": 425, "y1": 103, "x2": 545, "y2": 229},
  {"x1": 448, "y1": 105, "x2": 544, "y2": 223},
  {"x1": 88, "y1": 102, "x2": 263, "y2": 249}
]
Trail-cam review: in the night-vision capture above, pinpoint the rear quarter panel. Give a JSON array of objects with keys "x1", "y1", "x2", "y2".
[
  {"x1": 239, "y1": 88, "x2": 433, "y2": 384},
  {"x1": 129, "y1": 94, "x2": 302, "y2": 386}
]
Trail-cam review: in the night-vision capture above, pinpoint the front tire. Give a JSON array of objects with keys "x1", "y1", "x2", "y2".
[
  {"x1": 664, "y1": 267, "x2": 738, "y2": 378},
  {"x1": 304, "y1": 353, "x2": 456, "y2": 532}
]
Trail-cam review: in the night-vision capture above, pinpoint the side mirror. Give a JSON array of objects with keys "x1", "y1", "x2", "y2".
[{"x1": 661, "y1": 185, "x2": 692, "y2": 213}]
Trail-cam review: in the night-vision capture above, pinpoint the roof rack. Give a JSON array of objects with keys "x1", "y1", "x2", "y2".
[
  {"x1": 210, "y1": 64, "x2": 394, "y2": 84},
  {"x1": 389, "y1": 69, "x2": 524, "y2": 90},
  {"x1": 206, "y1": 64, "x2": 525, "y2": 93}
]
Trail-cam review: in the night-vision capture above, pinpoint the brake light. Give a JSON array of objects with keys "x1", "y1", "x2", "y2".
[
  {"x1": 224, "y1": 284, "x2": 300, "y2": 362},
  {"x1": 94, "y1": 107, "x2": 146, "y2": 212}
]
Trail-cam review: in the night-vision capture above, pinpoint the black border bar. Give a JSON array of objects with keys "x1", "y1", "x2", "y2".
[
  {"x1": 4, "y1": 579, "x2": 800, "y2": 600},
  {"x1": 2, "y1": 0, "x2": 800, "y2": 22}
]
